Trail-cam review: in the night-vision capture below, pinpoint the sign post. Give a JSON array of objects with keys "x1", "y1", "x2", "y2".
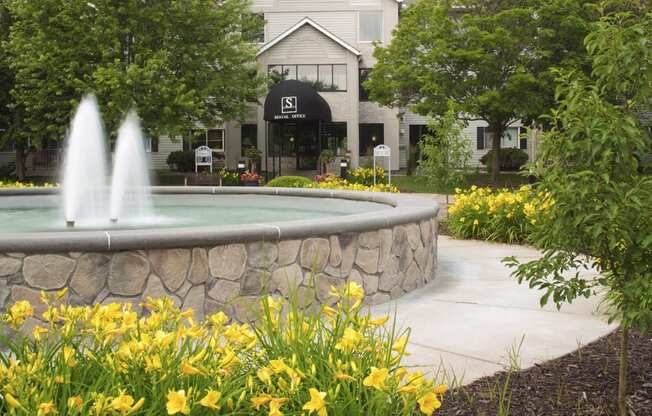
[{"x1": 373, "y1": 145, "x2": 391, "y2": 186}]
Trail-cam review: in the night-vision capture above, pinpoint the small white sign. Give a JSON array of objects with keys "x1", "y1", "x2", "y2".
[{"x1": 374, "y1": 144, "x2": 391, "y2": 157}]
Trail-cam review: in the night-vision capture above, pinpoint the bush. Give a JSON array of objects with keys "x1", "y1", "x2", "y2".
[
  {"x1": 447, "y1": 185, "x2": 552, "y2": 243},
  {"x1": 267, "y1": 176, "x2": 313, "y2": 188},
  {"x1": 166, "y1": 151, "x2": 195, "y2": 172},
  {"x1": 0, "y1": 285, "x2": 447, "y2": 415},
  {"x1": 348, "y1": 167, "x2": 387, "y2": 186},
  {"x1": 479, "y1": 148, "x2": 529, "y2": 171}
]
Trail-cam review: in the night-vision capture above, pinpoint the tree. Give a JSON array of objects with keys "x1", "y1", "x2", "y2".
[
  {"x1": 365, "y1": 0, "x2": 596, "y2": 182},
  {"x1": 0, "y1": 0, "x2": 15, "y2": 170},
  {"x1": 6, "y1": 0, "x2": 264, "y2": 180},
  {"x1": 504, "y1": 9, "x2": 652, "y2": 416},
  {"x1": 417, "y1": 106, "x2": 472, "y2": 209}
]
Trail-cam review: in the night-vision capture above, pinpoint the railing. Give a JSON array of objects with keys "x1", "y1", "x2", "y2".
[{"x1": 28, "y1": 149, "x2": 62, "y2": 171}]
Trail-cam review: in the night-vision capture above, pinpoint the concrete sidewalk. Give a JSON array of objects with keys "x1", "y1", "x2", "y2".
[{"x1": 371, "y1": 236, "x2": 615, "y2": 385}]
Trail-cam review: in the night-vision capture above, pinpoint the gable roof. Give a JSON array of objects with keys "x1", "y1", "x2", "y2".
[{"x1": 257, "y1": 17, "x2": 362, "y2": 57}]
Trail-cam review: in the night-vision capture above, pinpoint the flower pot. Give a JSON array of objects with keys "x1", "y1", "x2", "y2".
[{"x1": 244, "y1": 181, "x2": 259, "y2": 187}]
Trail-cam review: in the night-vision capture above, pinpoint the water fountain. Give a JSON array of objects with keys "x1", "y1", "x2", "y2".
[
  {"x1": 62, "y1": 96, "x2": 153, "y2": 227},
  {"x1": 62, "y1": 95, "x2": 109, "y2": 227},
  {"x1": 109, "y1": 110, "x2": 153, "y2": 224},
  {"x1": 0, "y1": 97, "x2": 440, "y2": 318}
]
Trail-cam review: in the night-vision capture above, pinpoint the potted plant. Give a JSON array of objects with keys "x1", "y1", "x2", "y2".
[
  {"x1": 244, "y1": 148, "x2": 262, "y2": 173},
  {"x1": 319, "y1": 149, "x2": 335, "y2": 174},
  {"x1": 240, "y1": 171, "x2": 261, "y2": 187}
]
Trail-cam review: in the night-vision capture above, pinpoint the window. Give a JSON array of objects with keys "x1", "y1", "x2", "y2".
[
  {"x1": 359, "y1": 69, "x2": 371, "y2": 101},
  {"x1": 241, "y1": 124, "x2": 258, "y2": 153},
  {"x1": 519, "y1": 127, "x2": 528, "y2": 150},
  {"x1": 184, "y1": 129, "x2": 225, "y2": 152},
  {"x1": 476, "y1": 127, "x2": 487, "y2": 150},
  {"x1": 297, "y1": 65, "x2": 318, "y2": 86},
  {"x1": 320, "y1": 122, "x2": 347, "y2": 155},
  {"x1": 332, "y1": 65, "x2": 347, "y2": 91},
  {"x1": 359, "y1": 12, "x2": 382, "y2": 42},
  {"x1": 144, "y1": 137, "x2": 159, "y2": 153},
  {"x1": 207, "y1": 129, "x2": 225, "y2": 151},
  {"x1": 268, "y1": 64, "x2": 347, "y2": 91},
  {"x1": 359, "y1": 123, "x2": 384, "y2": 156}
]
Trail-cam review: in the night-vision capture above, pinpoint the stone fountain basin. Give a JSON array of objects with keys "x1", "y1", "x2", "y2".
[{"x1": 0, "y1": 187, "x2": 439, "y2": 322}]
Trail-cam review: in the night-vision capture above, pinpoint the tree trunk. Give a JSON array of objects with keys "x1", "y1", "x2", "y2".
[
  {"x1": 618, "y1": 327, "x2": 629, "y2": 416},
  {"x1": 490, "y1": 125, "x2": 502, "y2": 183},
  {"x1": 15, "y1": 141, "x2": 26, "y2": 181}
]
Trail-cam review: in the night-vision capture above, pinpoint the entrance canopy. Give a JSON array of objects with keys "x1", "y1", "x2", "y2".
[{"x1": 264, "y1": 80, "x2": 332, "y2": 123}]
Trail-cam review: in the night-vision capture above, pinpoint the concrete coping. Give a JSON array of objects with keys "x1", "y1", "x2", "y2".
[{"x1": 0, "y1": 186, "x2": 439, "y2": 253}]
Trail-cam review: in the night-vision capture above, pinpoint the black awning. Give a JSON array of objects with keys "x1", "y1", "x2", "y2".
[{"x1": 264, "y1": 80, "x2": 332, "y2": 123}]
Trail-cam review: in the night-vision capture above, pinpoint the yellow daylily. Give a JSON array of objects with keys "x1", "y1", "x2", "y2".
[
  {"x1": 166, "y1": 390, "x2": 190, "y2": 415},
  {"x1": 199, "y1": 390, "x2": 221, "y2": 410},
  {"x1": 303, "y1": 388, "x2": 328, "y2": 416},
  {"x1": 363, "y1": 367, "x2": 389, "y2": 390}
]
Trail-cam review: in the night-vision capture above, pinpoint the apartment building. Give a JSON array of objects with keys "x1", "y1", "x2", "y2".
[
  {"x1": 183, "y1": 0, "x2": 533, "y2": 176},
  {"x1": 0, "y1": 0, "x2": 535, "y2": 177}
]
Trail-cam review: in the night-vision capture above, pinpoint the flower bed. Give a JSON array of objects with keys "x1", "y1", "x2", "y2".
[
  {"x1": 0, "y1": 283, "x2": 446, "y2": 415},
  {"x1": 0, "y1": 181, "x2": 58, "y2": 188},
  {"x1": 447, "y1": 186, "x2": 552, "y2": 244},
  {"x1": 312, "y1": 174, "x2": 399, "y2": 193}
]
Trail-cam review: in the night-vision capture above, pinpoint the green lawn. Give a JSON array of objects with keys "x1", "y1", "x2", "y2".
[{"x1": 392, "y1": 172, "x2": 530, "y2": 194}]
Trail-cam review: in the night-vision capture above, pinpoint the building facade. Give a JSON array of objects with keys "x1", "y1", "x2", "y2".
[{"x1": 0, "y1": 0, "x2": 536, "y2": 177}]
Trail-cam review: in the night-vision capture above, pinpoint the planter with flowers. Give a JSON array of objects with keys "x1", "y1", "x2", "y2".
[{"x1": 240, "y1": 171, "x2": 261, "y2": 187}]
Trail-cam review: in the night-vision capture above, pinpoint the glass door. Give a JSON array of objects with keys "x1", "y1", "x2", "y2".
[{"x1": 296, "y1": 123, "x2": 319, "y2": 171}]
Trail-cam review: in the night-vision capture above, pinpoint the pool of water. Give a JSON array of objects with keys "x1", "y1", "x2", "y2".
[{"x1": 0, "y1": 194, "x2": 390, "y2": 233}]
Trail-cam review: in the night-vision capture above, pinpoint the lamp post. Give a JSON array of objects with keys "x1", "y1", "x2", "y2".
[{"x1": 339, "y1": 159, "x2": 348, "y2": 179}]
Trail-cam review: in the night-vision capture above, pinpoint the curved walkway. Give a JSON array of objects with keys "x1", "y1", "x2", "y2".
[{"x1": 371, "y1": 236, "x2": 616, "y2": 385}]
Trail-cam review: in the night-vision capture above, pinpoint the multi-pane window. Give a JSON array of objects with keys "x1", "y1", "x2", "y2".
[
  {"x1": 184, "y1": 129, "x2": 225, "y2": 152},
  {"x1": 241, "y1": 124, "x2": 258, "y2": 153},
  {"x1": 144, "y1": 137, "x2": 159, "y2": 153},
  {"x1": 268, "y1": 65, "x2": 347, "y2": 91},
  {"x1": 359, "y1": 11, "x2": 382, "y2": 42},
  {"x1": 476, "y1": 126, "x2": 526, "y2": 150},
  {"x1": 359, "y1": 123, "x2": 384, "y2": 156}
]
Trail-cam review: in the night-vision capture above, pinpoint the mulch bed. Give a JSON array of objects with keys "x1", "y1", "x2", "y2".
[{"x1": 439, "y1": 328, "x2": 652, "y2": 416}]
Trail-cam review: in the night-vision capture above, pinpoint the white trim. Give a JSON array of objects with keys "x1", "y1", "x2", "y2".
[{"x1": 257, "y1": 17, "x2": 362, "y2": 57}]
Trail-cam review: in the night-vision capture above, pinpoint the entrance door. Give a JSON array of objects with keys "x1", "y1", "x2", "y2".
[{"x1": 296, "y1": 123, "x2": 319, "y2": 171}]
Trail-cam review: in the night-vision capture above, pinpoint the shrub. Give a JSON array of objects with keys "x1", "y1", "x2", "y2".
[
  {"x1": 347, "y1": 167, "x2": 387, "y2": 186},
  {"x1": 0, "y1": 285, "x2": 446, "y2": 415},
  {"x1": 166, "y1": 151, "x2": 195, "y2": 172},
  {"x1": 447, "y1": 185, "x2": 552, "y2": 243},
  {"x1": 220, "y1": 169, "x2": 240, "y2": 186},
  {"x1": 267, "y1": 176, "x2": 313, "y2": 188},
  {"x1": 479, "y1": 148, "x2": 529, "y2": 171}
]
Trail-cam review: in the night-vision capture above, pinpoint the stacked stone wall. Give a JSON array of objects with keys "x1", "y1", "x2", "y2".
[{"x1": 0, "y1": 218, "x2": 437, "y2": 322}]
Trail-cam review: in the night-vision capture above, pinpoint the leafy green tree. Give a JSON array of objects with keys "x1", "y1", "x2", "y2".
[
  {"x1": 366, "y1": 0, "x2": 597, "y2": 182},
  {"x1": 6, "y1": 0, "x2": 264, "y2": 180},
  {"x1": 0, "y1": 1, "x2": 15, "y2": 168},
  {"x1": 505, "y1": 10, "x2": 652, "y2": 416},
  {"x1": 417, "y1": 106, "x2": 472, "y2": 208}
]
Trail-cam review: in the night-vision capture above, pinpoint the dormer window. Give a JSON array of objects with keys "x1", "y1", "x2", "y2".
[{"x1": 359, "y1": 11, "x2": 382, "y2": 42}]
